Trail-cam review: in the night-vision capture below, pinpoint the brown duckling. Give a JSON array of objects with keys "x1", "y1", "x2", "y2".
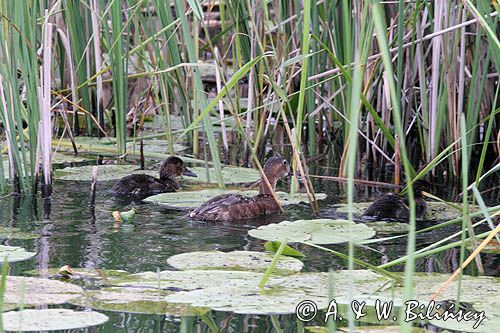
[
  {"x1": 362, "y1": 180, "x2": 431, "y2": 220},
  {"x1": 188, "y1": 156, "x2": 291, "y2": 222},
  {"x1": 111, "y1": 156, "x2": 196, "y2": 197}
]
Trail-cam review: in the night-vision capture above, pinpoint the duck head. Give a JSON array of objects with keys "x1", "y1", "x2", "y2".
[
  {"x1": 259, "y1": 156, "x2": 291, "y2": 195},
  {"x1": 159, "y1": 156, "x2": 197, "y2": 181}
]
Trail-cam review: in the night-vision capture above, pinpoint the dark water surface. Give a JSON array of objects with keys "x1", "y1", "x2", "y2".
[{"x1": 1, "y1": 167, "x2": 498, "y2": 332}]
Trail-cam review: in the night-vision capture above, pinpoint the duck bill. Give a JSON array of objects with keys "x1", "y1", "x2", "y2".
[{"x1": 183, "y1": 168, "x2": 197, "y2": 177}]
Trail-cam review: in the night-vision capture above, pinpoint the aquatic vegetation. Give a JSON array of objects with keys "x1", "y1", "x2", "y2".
[
  {"x1": 0, "y1": 246, "x2": 36, "y2": 263},
  {"x1": 2, "y1": 309, "x2": 109, "y2": 331},
  {"x1": 4, "y1": 276, "x2": 83, "y2": 308},
  {"x1": 166, "y1": 250, "x2": 303, "y2": 274},
  {"x1": 248, "y1": 219, "x2": 376, "y2": 244},
  {"x1": 145, "y1": 189, "x2": 327, "y2": 209}
]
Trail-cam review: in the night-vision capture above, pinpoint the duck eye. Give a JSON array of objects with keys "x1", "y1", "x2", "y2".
[{"x1": 282, "y1": 160, "x2": 287, "y2": 165}]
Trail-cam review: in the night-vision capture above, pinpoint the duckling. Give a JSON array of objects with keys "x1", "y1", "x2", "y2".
[
  {"x1": 362, "y1": 180, "x2": 431, "y2": 220},
  {"x1": 188, "y1": 156, "x2": 291, "y2": 222},
  {"x1": 111, "y1": 156, "x2": 196, "y2": 197}
]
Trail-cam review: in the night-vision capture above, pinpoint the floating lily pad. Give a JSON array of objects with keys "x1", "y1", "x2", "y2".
[
  {"x1": 111, "y1": 270, "x2": 264, "y2": 291},
  {"x1": 72, "y1": 286, "x2": 209, "y2": 316},
  {"x1": 364, "y1": 221, "x2": 409, "y2": 234},
  {"x1": 164, "y1": 270, "x2": 390, "y2": 315},
  {"x1": 187, "y1": 166, "x2": 260, "y2": 184},
  {"x1": 4, "y1": 276, "x2": 83, "y2": 308},
  {"x1": 167, "y1": 251, "x2": 303, "y2": 275},
  {"x1": 25, "y1": 267, "x2": 129, "y2": 281},
  {"x1": 166, "y1": 285, "x2": 328, "y2": 315},
  {"x1": 334, "y1": 202, "x2": 470, "y2": 221},
  {"x1": 0, "y1": 227, "x2": 38, "y2": 240},
  {"x1": 2, "y1": 309, "x2": 108, "y2": 331},
  {"x1": 0, "y1": 245, "x2": 36, "y2": 263},
  {"x1": 144, "y1": 189, "x2": 327, "y2": 209},
  {"x1": 55, "y1": 165, "x2": 157, "y2": 181},
  {"x1": 248, "y1": 219, "x2": 375, "y2": 244}
]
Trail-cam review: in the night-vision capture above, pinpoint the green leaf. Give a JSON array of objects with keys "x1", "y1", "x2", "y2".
[
  {"x1": 187, "y1": 166, "x2": 260, "y2": 184},
  {"x1": 72, "y1": 287, "x2": 209, "y2": 316},
  {"x1": 0, "y1": 245, "x2": 36, "y2": 263},
  {"x1": 144, "y1": 189, "x2": 327, "y2": 209},
  {"x1": 4, "y1": 276, "x2": 83, "y2": 308},
  {"x1": 119, "y1": 208, "x2": 137, "y2": 223},
  {"x1": 264, "y1": 241, "x2": 305, "y2": 258},
  {"x1": 2, "y1": 309, "x2": 108, "y2": 331},
  {"x1": 249, "y1": 219, "x2": 375, "y2": 244},
  {"x1": 167, "y1": 250, "x2": 303, "y2": 275},
  {"x1": 55, "y1": 165, "x2": 156, "y2": 181}
]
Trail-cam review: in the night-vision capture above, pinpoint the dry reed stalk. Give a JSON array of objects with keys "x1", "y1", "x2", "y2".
[{"x1": 39, "y1": 10, "x2": 53, "y2": 187}]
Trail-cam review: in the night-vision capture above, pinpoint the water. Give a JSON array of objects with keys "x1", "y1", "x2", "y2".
[{"x1": 1, "y1": 165, "x2": 498, "y2": 332}]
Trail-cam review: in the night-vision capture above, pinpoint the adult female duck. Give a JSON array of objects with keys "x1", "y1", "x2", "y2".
[
  {"x1": 112, "y1": 156, "x2": 196, "y2": 197},
  {"x1": 362, "y1": 180, "x2": 431, "y2": 220},
  {"x1": 188, "y1": 156, "x2": 290, "y2": 222}
]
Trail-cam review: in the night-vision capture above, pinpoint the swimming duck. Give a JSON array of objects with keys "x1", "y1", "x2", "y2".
[
  {"x1": 188, "y1": 156, "x2": 291, "y2": 222},
  {"x1": 111, "y1": 156, "x2": 196, "y2": 197},
  {"x1": 362, "y1": 180, "x2": 431, "y2": 220}
]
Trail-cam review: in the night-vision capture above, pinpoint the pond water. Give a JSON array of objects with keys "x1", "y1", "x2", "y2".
[{"x1": 0, "y1": 158, "x2": 498, "y2": 332}]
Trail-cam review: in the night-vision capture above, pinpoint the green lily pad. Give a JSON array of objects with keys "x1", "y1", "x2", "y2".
[
  {"x1": 111, "y1": 270, "x2": 264, "y2": 291},
  {"x1": 0, "y1": 245, "x2": 36, "y2": 263},
  {"x1": 334, "y1": 202, "x2": 470, "y2": 221},
  {"x1": 364, "y1": 221, "x2": 410, "y2": 234},
  {"x1": 164, "y1": 270, "x2": 391, "y2": 315},
  {"x1": 248, "y1": 219, "x2": 375, "y2": 244},
  {"x1": 166, "y1": 251, "x2": 303, "y2": 275},
  {"x1": 144, "y1": 189, "x2": 327, "y2": 209},
  {"x1": 187, "y1": 166, "x2": 260, "y2": 184},
  {"x1": 4, "y1": 276, "x2": 83, "y2": 308},
  {"x1": 0, "y1": 227, "x2": 38, "y2": 240},
  {"x1": 2, "y1": 309, "x2": 108, "y2": 331},
  {"x1": 24, "y1": 267, "x2": 129, "y2": 281},
  {"x1": 55, "y1": 164, "x2": 157, "y2": 181},
  {"x1": 72, "y1": 286, "x2": 209, "y2": 316},
  {"x1": 166, "y1": 285, "x2": 329, "y2": 315}
]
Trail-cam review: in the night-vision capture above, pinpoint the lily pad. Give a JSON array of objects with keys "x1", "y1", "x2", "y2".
[
  {"x1": 248, "y1": 219, "x2": 375, "y2": 244},
  {"x1": 166, "y1": 251, "x2": 303, "y2": 275},
  {"x1": 166, "y1": 285, "x2": 329, "y2": 315},
  {"x1": 0, "y1": 227, "x2": 38, "y2": 240},
  {"x1": 334, "y1": 202, "x2": 470, "y2": 221},
  {"x1": 111, "y1": 270, "x2": 264, "y2": 291},
  {"x1": 305, "y1": 326, "x2": 427, "y2": 333},
  {"x1": 55, "y1": 164, "x2": 157, "y2": 181},
  {"x1": 164, "y1": 270, "x2": 391, "y2": 315},
  {"x1": 2, "y1": 309, "x2": 108, "y2": 331},
  {"x1": 0, "y1": 245, "x2": 36, "y2": 263},
  {"x1": 144, "y1": 189, "x2": 327, "y2": 209},
  {"x1": 187, "y1": 166, "x2": 260, "y2": 184},
  {"x1": 72, "y1": 286, "x2": 209, "y2": 316},
  {"x1": 4, "y1": 276, "x2": 83, "y2": 308},
  {"x1": 25, "y1": 267, "x2": 129, "y2": 282},
  {"x1": 364, "y1": 221, "x2": 409, "y2": 234}
]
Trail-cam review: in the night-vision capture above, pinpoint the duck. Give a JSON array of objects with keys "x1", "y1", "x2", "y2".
[
  {"x1": 111, "y1": 156, "x2": 196, "y2": 197},
  {"x1": 188, "y1": 156, "x2": 291, "y2": 222},
  {"x1": 362, "y1": 179, "x2": 431, "y2": 220}
]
